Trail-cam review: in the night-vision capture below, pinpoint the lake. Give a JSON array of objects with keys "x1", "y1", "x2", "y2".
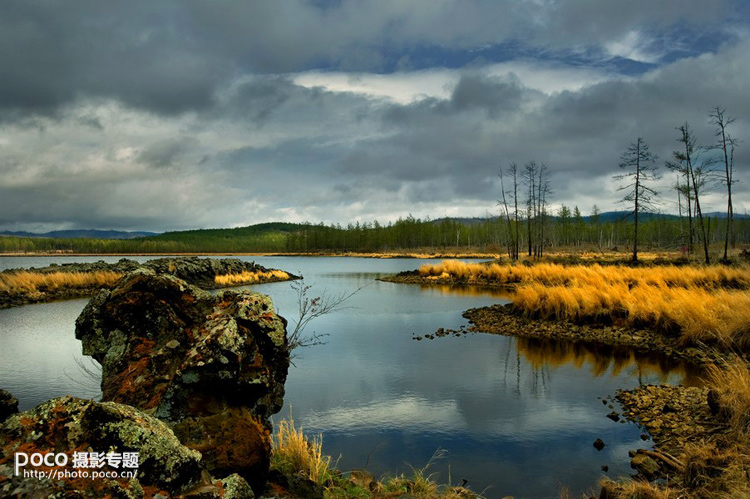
[{"x1": 0, "y1": 255, "x2": 697, "y2": 498}]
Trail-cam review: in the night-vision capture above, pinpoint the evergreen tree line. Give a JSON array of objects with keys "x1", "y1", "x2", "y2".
[
  {"x1": 283, "y1": 213, "x2": 750, "y2": 255},
  {"x1": 1, "y1": 211, "x2": 748, "y2": 256}
]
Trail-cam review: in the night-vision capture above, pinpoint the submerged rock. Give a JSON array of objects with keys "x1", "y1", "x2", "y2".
[{"x1": 75, "y1": 268, "x2": 290, "y2": 493}]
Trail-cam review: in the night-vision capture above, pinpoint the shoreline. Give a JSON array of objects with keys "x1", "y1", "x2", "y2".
[
  {"x1": 462, "y1": 303, "x2": 727, "y2": 367},
  {"x1": 0, "y1": 257, "x2": 298, "y2": 309},
  {"x1": 0, "y1": 251, "x2": 501, "y2": 259},
  {"x1": 386, "y1": 265, "x2": 750, "y2": 495}
]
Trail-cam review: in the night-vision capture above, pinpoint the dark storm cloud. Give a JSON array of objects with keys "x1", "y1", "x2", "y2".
[
  {"x1": 336, "y1": 37, "x2": 750, "y2": 214},
  {"x1": 1, "y1": 0, "x2": 740, "y2": 121},
  {"x1": 136, "y1": 137, "x2": 193, "y2": 169},
  {"x1": 0, "y1": 1, "x2": 748, "y2": 231},
  {"x1": 0, "y1": 2, "x2": 227, "y2": 118},
  {"x1": 384, "y1": 73, "x2": 534, "y2": 125}
]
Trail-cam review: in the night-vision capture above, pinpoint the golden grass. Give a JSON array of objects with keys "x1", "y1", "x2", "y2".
[
  {"x1": 271, "y1": 415, "x2": 485, "y2": 498},
  {"x1": 420, "y1": 261, "x2": 750, "y2": 348},
  {"x1": 599, "y1": 478, "x2": 679, "y2": 499},
  {"x1": 214, "y1": 269, "x2": 290, "y2": 287},
  {"x1": 419, "y1": 261, "x2": 750, "y2": 289},
  {"x1": 706, "y1": 361, "x2": 750, "y2": 434},
  {"x1": 271, "y1": 413, "x2": 332, "y2": 485},
  {"x1": 605, "y1": 359, "x2": 750, "y2": 498},
  {"x1": 0, "y1": 270, "x2": 123, "y2": 294}
]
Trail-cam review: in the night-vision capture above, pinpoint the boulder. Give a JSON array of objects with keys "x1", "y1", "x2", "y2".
[
  {"x1": 74, "y1": 268, "x2": 290, "y2": 493},
  {"x1": 0, "y1": 396, "x2": 204, "y2": 497}
]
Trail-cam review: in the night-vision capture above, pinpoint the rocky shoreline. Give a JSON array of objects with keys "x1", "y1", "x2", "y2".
[
  {"x1": 392, "y1": 269, "x2": 749, "y2": 495},
  {"x1": 0, "y1": 267, "x2": 296, "y2": 498},
  {"x1": 462, "y1": 303, "x2": 727, "y2": 367},
  {"x1": 380, "y1": 270, "x2": 517, "y2": 290},
  {"x1": 0, "y1": 256, "x2": 298, "y2": 309}
]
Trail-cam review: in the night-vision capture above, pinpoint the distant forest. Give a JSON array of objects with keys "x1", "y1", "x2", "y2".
[{"x1": 1, "y1": 213, "x2": 749, "y2": 258}]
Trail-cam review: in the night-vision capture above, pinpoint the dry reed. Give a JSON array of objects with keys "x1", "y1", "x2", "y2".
[
  {"x1": 705, "y1": 362, "x2": 750, "y2": 434},
  {"x1": 420, "y1": 261, "x2": 750, "y2": 347},
  {"x1": 271, "y1": 413, "x2": 331, "y2": 485},
  {"x1": 214, "y1": 269, "x2": 290, "y2": 287},
  {"x1": 0, "y1": 270, "x2": 123, "y2": 294}
]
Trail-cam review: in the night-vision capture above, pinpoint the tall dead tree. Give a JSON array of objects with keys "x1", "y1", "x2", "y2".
[
  {"x1": 498, "y1": 166, "x2": 514, "y2": 260},
  {"x1": 536, "y1": 163, "x2": 550, "y2": 258},
  {"x1": 614, "y1": 138, "x2": 660, "y2": 262},
  {"x1": 511, "y1": 163, "x2": 520, "y2": 260},
  {"x1": 498, "y1": 163, "x2": 521, "y2": 260},
  {"x1": 668, "y1": 124, "x2": 710, "y2": 263},
  {"x1": 667, "y1": 123, "x2": 695, "y2": 254},
  {"x1": 524, "y1": 161, "x2": 538, "y2": 257},
  {"x1": 709, "y1": 106, "x2": 737, "y2": 260}
]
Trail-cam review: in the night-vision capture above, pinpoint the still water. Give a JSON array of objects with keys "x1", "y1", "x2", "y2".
[{"x1": 0, "y1": 256, "x2": 697, "y2": 498}]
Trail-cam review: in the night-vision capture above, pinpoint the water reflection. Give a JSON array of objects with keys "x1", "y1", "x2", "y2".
[
  {"x1": 0, "y1": 256, "x2": 697, "y2": 498},
  {"x1": 417, "y1": 283, "x2": 515, "y2": 299},
  {"x1": 515, "y1": 336, "x2": 704, "y2": 387}
]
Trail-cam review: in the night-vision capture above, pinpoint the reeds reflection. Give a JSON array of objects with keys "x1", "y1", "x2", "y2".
[
  {"x1": 417, "y1": 283, "x2": 515, "y2": 299},
  {"x1": 515, "y1": 336, "x2": 704, "y2": 387}
]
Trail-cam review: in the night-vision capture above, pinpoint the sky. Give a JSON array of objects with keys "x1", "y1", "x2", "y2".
[{"x1": 1, "y1": 0, "x2": 749, "y2": 233}]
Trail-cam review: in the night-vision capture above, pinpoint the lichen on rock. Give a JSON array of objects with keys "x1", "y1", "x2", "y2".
[
  {"x1": 0, "y1": 396, "x2": 204, "y2": 497},
  {"x1": 74, "y1": 268, "x2": 291, "y2": 493}
]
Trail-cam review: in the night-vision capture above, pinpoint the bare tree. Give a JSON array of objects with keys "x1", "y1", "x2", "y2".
[
  {"x1": 511, "y1": 163, "x2": 520, "y2": 260},
  {"x1": 524, "y1": 161, "x2": 538, "y2": 257},
  {"x1": 498, "y1": 163, "x2": 521, "y2": 260},
  {"x1": 667, "y1": 123, "x2": 712, "y2": 263},
  {"x1": 521, "y1": 161, "x2": 551, "y2": 258},
  {"x1": 614, "y1": 138, "x2": 660, "y2": 262},
  {"x1": 709, "y1": 106, "x2": 738, "y2": 260},
  {"x1": 498, "y1": 166, "x2": 514, "y2": 259},
  {"x1": 667, "y1": 123, "x2": 695, "y2": 254},
  {"x1": 536, "y1": 163, "x2": 551, "y2": 258},
  {"x1": 286, "y1": 279, "x2": 365, "y2": 359}
]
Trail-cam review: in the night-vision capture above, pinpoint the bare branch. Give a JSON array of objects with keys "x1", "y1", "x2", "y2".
[{"x1": 286, "y1": 279, "x2": 369, "y2": 360}]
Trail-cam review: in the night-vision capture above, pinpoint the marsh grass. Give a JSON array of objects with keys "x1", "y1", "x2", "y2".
[
  {"x1": 271, "y1": 413, "x2": 332, "y2": 485},
  {"x1": 604, "y1": 360, "x2": 750, "y2": 497},
  {"x1": 599, "y1": 478, "x2": 680, "y2": 498},
  {"x1": 706, "y1": 361, "x2": 750, "y2": 434},
  {"x1": 420, "y1": 261, "x2": 750, "y2": 347},
  {"x1": 270, "y1": 415, "x2": 484, "y2": 498},
  {"x1": 214, "y1": 269, "x2": 290, "y2": 286},
  {"x1": 0, "y1": 270, "x2": 123, "y2": 295}
]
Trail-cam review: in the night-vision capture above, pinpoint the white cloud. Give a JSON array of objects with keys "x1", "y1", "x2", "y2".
[
  {"x1": 294, "y1": 60, "x2": 616, "y2": 107},
  {"x1": 604, "y1": 30, "x2": 661, "y2": 63}
]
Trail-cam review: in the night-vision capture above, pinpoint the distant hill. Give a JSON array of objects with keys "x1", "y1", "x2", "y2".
[
  {"x1": 0, "y1": 229, "x2": 160, "y2": 239},
  {"x1": 149, "y1": 222, "x2": 308, "y2": 241},
  {"x1": 3, "y1": 211, "x2": 746, "y2": 245},
  {"x1": 582, "y1": 211, "x2": 748, "y2": 223}
]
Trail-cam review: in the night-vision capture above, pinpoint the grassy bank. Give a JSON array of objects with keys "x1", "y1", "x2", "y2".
[
  {"x1": 270, "y1": 415, "x2": 483, "y2": 498},
  {"x1": 418, "y1": 261, "x2": 750, "y2": 350},
  {"x1": 409, "y1": 259, "x2": 750, "y2": 496},
  {"x1": 0, "y1": 270, "x2": 123, "y2": 296},
  {"x1": 214, "y1": 269, "x2": 291, "y2": 287},
  {"x1": 0, "y1": 261, "x2": 296, "y2": 308},
  {"x1": 601, "y1": 358, "x2": 750, "y2": 498}
]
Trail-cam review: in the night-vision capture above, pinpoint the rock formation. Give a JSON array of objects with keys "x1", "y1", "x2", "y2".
[
  {"x1": 1, "y1": 256, "x2": 297, "y2": 309},
  {"x1": 0, "y1": 396, "x2": 255, "y2": 498},
  {"x1": 74, "y1": 268, "x2": 290, "y2": 494}
]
